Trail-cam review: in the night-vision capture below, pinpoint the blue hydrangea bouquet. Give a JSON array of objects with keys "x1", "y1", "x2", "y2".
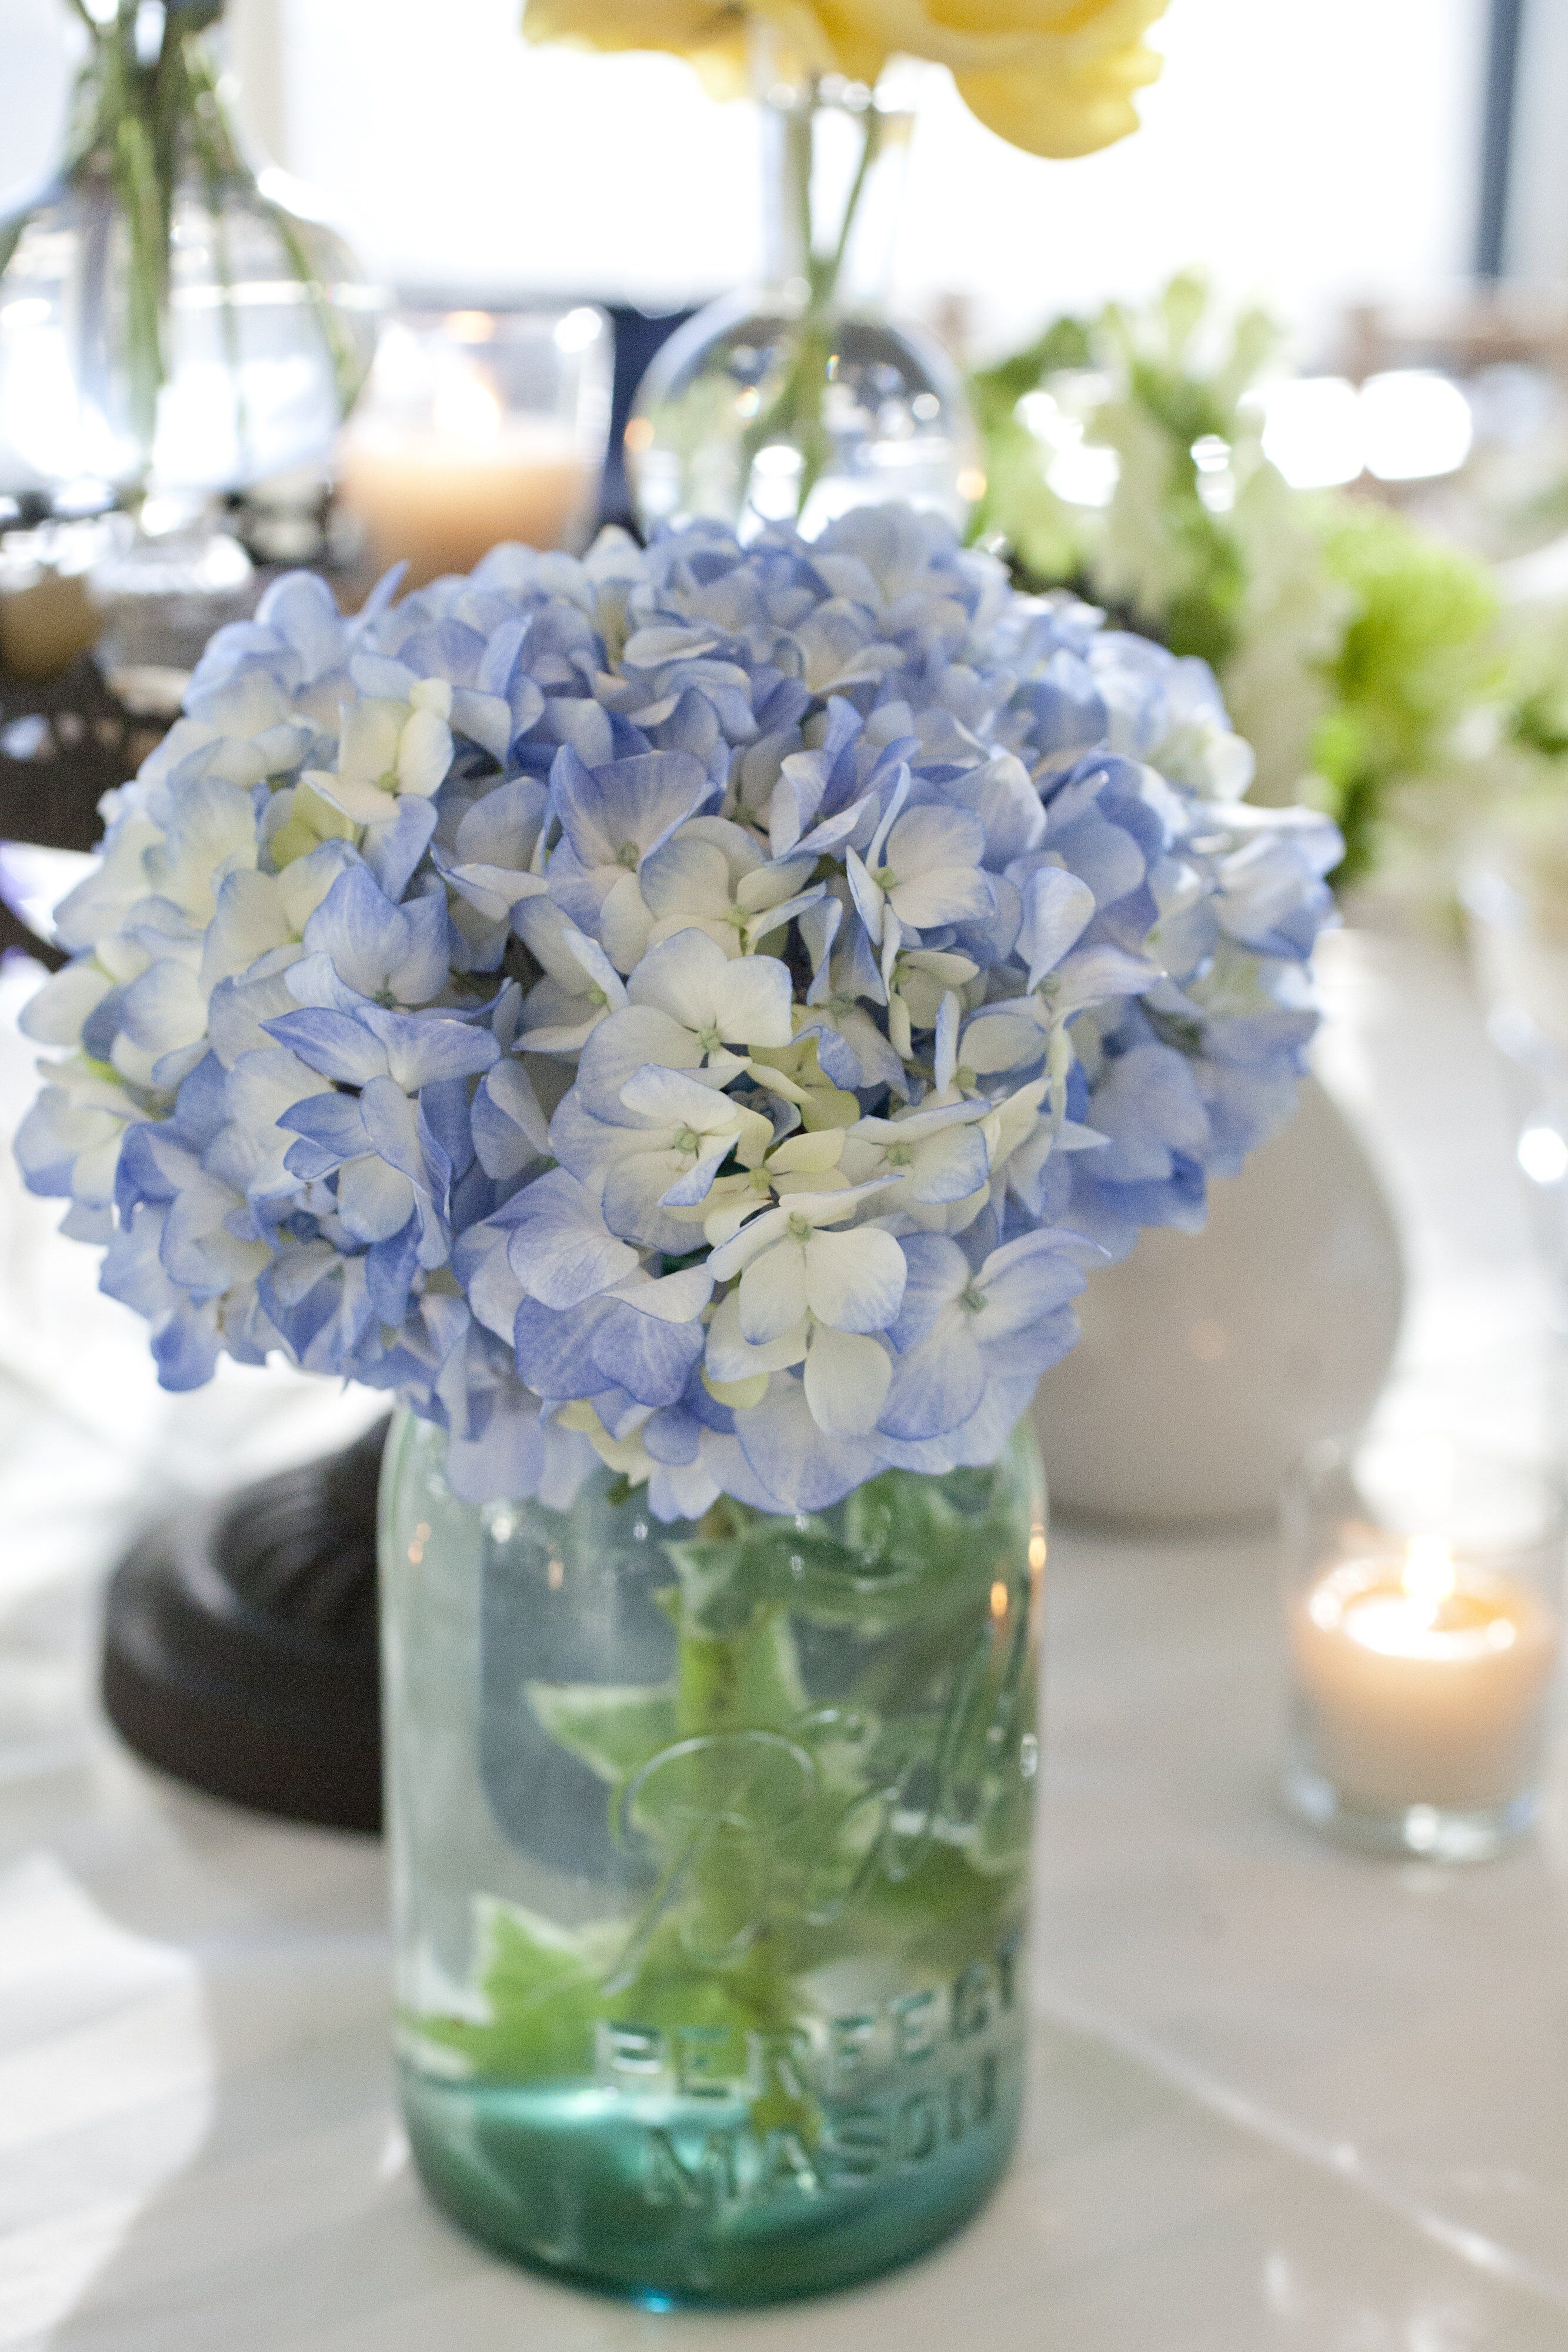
[
  {"x1": 15, "y1": 503, "x2": 1345, "y2": 2295},
  {"x1": 17, "y1": 506, "x2": 1337, "y2": 1521}
]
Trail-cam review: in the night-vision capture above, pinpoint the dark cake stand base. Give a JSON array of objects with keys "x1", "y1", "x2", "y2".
[{"x1": 101, "y1": 1417, "x2": 388, "y2": 1833}]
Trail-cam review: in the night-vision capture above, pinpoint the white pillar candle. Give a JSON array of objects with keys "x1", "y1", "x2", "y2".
[{"x1": 1290, "y1": 1534, "x2": 1562, "y2": 1810}]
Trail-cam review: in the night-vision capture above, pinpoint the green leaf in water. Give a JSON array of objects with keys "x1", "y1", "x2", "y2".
[
  {"x1": 412, "y1": 1898, "x2": 622, "y2": 2082},
  {"x1": 525, "y1": 1681, "x2": 678, "y2": 1787}
]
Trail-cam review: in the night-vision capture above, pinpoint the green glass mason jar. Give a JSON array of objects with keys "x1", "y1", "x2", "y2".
[{"x1": 380, "y1": 1407, "x2": 1046, "y2": 2306}]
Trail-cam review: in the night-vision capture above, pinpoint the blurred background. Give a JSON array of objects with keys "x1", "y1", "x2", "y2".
[
  {"x1": 8, "y1": 9, "x2": 1568, "y2": 2341},
  {"x1": 0, "y1": 0, "x2": 1527, "y2": 341}
]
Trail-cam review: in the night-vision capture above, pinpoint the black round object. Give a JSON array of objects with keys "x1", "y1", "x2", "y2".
[{"x1": 101, "y1": 1418, "x2": 389, "y2": 1832}]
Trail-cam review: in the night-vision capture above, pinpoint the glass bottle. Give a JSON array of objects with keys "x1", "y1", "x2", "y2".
[
  {"x1": 0, "y1": 2, "x2": 380, "y2": 511},
  {"x1": 626, "y1": 66, "x2": 981, "y2": 543},
  {"x1": 381, "y1": 1409, "x2": 1046, "y2": 2304}
]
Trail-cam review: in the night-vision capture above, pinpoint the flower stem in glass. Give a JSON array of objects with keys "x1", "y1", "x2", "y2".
[{"x1": 740, "y1": 90, "x2": 886, "y2": 522}]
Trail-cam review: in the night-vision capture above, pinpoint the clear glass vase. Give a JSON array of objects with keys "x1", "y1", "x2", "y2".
[
  {"x1": 380, "y1": 1407, "x2": 1046, "y2": 2305},
  {"x1": 0, "y1": 5, "x2": 379, "y2": 511},
  {"x1": 626, "y1": 72, "x2": 981, "y2": 542}
]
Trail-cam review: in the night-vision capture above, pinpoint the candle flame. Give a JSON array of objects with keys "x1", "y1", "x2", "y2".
[
  {"x1": 1401, "y1": 1533, "x2": 1456, "y2": 1623},
  {"x1": 431, "y1": 362, "x2": 504, "y2": 446}
]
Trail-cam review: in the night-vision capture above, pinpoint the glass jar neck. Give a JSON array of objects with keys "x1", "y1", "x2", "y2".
[
  {"x1": 758, "y1": 81, "x2": 914, "y2": 315},
  {"x1": 66, "y1": 11, "x2": 245, "y2": 185}
]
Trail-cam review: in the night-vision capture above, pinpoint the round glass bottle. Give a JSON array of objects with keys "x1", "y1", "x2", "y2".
[
  {"x1": 381, "y1": 1408, "x2": 1046, "y2": 2305},
  {"x1": 626, "y1": 70, "x2": 981, "y2": 542},
  {"x1": 0, "y1": 2, "x2": 379, "y2": 509}
]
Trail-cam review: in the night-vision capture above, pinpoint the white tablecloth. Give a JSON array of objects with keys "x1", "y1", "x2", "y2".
[{"x1": 3, "y1": 929, "x2": 1567, "y2": 2352}]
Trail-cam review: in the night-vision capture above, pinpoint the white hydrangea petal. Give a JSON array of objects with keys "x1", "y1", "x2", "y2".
[
  {"x1": 336, "y1": 1153, "x2": 416, "y2": 1243},
  {"x1": 1052, "y1": 945, "x2": 1164, "y2": 1016},
  {"x1": 395, "y1": 708, "x2": 453, "y2": 796},
  {"x1": 737, "y1": 1236, "x2": 808, "y2": 1345},
  {"x1": 960, "y1": 1003, "x2": 1048, "y2": 1076},
  {"x1": 598, "y1": 870, "x2": 655, "y2": 973},
  {"x1": 336, "y1": 699, "x2": 401, "y2": 783},
  {"x1": 619, "y1": 1063, "x2": 735, "y2": 1129},
  {"x1": 888, "y1": 863, "x2": 994, "y2": 932},
  {"x1": 908, "y1": 1124, "x2": 990, "y2": 1205},
  {"x1": 577, "y1": 1005, "x2": 706, "y2": 1125},
  {"x1": 639, "y1": 836, "x2": 733, "y2": 925},
  {"x1": 705, "y1": 1291, "x2": 808, "y2": 1384},
  {"x1": 626, "y1": 927, "x2": 729, "y2": 1032},
  {"x1": 609, "y1": 1263, "x2": 714, "y2": 1323},
  {"x1": 802, "y1": 1225, "x2": 906, "y2": 1335},
  {"x1": 18, "y1": 963, "x2": 112, "y2": 1048},
  {"x1": 310, "y1": 772, "x2": 395, "y2": 827},
  {"x1": 1019, "y1": 867, "x2": 1096, "y2": 989},
  {"x1": 804, "y1": 1325, "x2": 890, "y2": 1437},
  {"x1": 561, "y1": 926, "x2": 628, "y2": 1006},
  {"x1": 843, "y1": 848, "x2": 885, "y2": 944}
]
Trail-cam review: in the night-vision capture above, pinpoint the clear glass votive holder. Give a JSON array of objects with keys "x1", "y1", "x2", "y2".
[
  {"x1": 1282, "y1": 1436, "x2": 1566, "y2": 1860},
  {"x1": 337, "y1": 305, "x2": 612, "y2": 588}
]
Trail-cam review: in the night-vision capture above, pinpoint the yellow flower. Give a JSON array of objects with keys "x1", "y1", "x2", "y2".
[
  {"x1": 521, "y1": 0, "x2": 834, "y2": 95},
  {"x1": 522, "y1": 0, "x2": 753, "y2": 96},
  {"x1": 523, "y1": 0, "x2": 1167, "y2": 156},
  {"x1": 805, "y1": 0, "x2": 1169, "y2": 156}
]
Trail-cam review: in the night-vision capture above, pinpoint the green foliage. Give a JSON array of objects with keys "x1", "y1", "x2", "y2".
[
  {"x1": 1310, "y1": 503, "x2": 1501, "y2": 884},
  {"x1": 969, "y1": 271, "x2": 1277, "y2": 667},
  {"x1": 1513, "y1": 681, "x2": 1568, "y2": 763},
  {"x1": 970, "y1": 317, "x2": 1095, "y2": 582},
  {"x1": 410, "y1": 1450, "x2": 1039, "y2": 2103},
  {"x1": 524, "y1": 1682, "x2": 679, "y2": 1785},
  {"x1": 967, "y1": 272, "x2": 1529, "y2": 894},
  {"x1": 411, "y1": 1901, "x2": 625, "y2": 2081},
  {"x1": 1502, "y1": 611, "x2": 1568, "y2": 765}
]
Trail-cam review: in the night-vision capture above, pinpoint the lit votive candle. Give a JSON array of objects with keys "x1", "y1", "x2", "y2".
[
  {"x1": 1283, "y1": 1442, "x2": 1566, "y2": 1858},
  {"x1": 1292, "y1": 1536, "x2": 1560, "y2": 1806},
  {"x1": 338, "y1": 406, "x2": 592, "y2": 588},
  {"x1": 336, "y1": 307, "x2": 610, "y2": 589}
]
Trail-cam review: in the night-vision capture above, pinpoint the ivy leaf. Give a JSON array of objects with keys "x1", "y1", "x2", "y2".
[
  {"x1": 409, "y1": 1898, "x2": 622, "y2": 2082},
  {"x1": 525, "y1": 1681, "x2": 678, "y2": 1785}
]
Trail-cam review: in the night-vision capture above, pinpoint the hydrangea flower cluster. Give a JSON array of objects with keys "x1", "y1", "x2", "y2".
[{"x1": 16, "y1": 508, "x2": 1339, "y2": 1518}]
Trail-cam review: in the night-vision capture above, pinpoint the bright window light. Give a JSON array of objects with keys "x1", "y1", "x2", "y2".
[
  {"x1": 1359, "y1": 369, "x2": 1474, "y2": 481},
  {"x1": 1260, "y1": 377, "x2": 1363, "y2": 489},
  {"x1": 0, "y1": 843, "x2": 95, "y2": 941},
  {"x1": 1518, "y1": 1124, "x2": 1568, "y2": 1186},
  {"x1": 1047, "y1": 441, "x2": 1119, "y2": 509}
]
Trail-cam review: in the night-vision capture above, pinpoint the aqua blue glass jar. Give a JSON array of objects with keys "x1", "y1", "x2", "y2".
[{"x1": 379, "y1": 1407, "x2": 1046, "y2": 2306}]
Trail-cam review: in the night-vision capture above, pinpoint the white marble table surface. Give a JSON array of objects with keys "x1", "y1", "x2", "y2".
[{"x1": 3, "y1": 927, "x2": 1567, "y2": 2352}]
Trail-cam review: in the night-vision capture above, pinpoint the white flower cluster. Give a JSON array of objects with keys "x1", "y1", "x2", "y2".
[{"x1": 17, "y1": 508, "x2": 1339, "y2": 1516}]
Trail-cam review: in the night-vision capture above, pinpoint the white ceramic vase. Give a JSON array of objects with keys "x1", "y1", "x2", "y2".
[{"x1": 1032, "y1": 1077, "x2": 1404, "y2": 1529}]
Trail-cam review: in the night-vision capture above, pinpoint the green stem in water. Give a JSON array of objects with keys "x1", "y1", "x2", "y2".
[
  {"x1": 267, "y1": 202, "x2": 372, "y2": 423},
  {"x1": 740, "y1": 95, "x2": 886, "y2": 526},
  {"x1": 90, "y1": 15, "x2": 169, "y2": 476},
  {"x1": 0, "y1": 212, "x2": 26, "y2": 290}
]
